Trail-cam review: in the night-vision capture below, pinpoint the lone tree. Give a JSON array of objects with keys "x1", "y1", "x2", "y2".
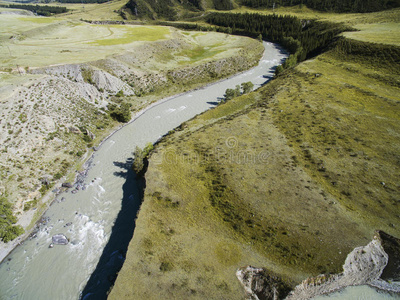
[
  {"x1": 108, "y1": 102, "x2": 131, "y2": 123},
  {"x1": 132, "y1": 142, "x2": 154, "y2": 175}
]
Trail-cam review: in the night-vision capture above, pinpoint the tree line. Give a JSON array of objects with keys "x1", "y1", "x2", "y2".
[
  {"x1": 238, "y1": 0, "x2": 400, "y2": 13},
  {"x1": 57, "y1": 0, "x2": 111, "y2": 3},
  {"x1": 206, "y1": 12, "x2": 350, "y2": 74},
  {"x1": 5, "y1": 4, "x2": 67, "y2": 16}
]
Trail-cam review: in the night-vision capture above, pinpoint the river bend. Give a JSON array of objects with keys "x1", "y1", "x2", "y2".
[{"x1": 0, "y1": 41, "x2": 286, "y2": 299}]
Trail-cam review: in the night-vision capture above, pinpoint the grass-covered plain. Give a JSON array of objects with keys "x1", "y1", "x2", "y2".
[
  {"x1": 0, "y1": 12, "x2": 259, "y2": 72},
  {"x1": 0, "y1": 14, "x2": 171, "y2": 69},
  {"x1": 343, "y1": 23, "x2": 400, "y2": 46}
]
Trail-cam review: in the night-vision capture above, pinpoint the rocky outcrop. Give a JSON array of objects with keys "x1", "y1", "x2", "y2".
[
  {"x1": 29, "y1": 64, "x2": 135, "y2": 96},
  {"x1": 237, "y1": 231, "x2": 400, "y2": 300},
  {"x1": 380, "y1": 231, "x2": 400, "y2": 281},
  {"x1": 236, "y1": 266, "x2": 291, "y2": 300}
]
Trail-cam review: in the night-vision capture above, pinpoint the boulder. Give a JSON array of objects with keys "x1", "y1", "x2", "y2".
[
  {"x1": 52, "y1": 234, "x2": 69, "y2": 245},
  {"x1": 69, "y1": 126, "x2": 81, "y2": 134},
  {"x1": 62, "y1": 182, "x2": 73, "y2": 188}
]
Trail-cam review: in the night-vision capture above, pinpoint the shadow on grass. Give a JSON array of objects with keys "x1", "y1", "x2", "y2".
[{"x1": 80, "y1": 158, "x2": 146, "y2": 300}]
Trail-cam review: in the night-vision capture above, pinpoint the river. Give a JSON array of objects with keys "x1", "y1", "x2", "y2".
[
  {"x1": 0, "y1": 41, "x2": 287, "y2": 299},
  {"x1": 312, "y1": 285, "x2": 400, "y2": 300}
]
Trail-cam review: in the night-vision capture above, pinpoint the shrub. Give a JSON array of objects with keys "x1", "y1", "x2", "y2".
[
  {"x1": 0, "y1": 196, "x2": 25, "y2": 242},
  {"x1": 109, "y1": 102, "x2": 131, "y2": 123},
  {"x1": 132, "y1": 143, "x2": 154, "y2": 174},
  {"x1": 241, "y1": 81, "x2": 254, "y2": 94}
]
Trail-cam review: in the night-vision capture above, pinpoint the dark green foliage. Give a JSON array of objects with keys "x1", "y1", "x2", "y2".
[
  {"x1": 206, "y1": 13, "x2": 347, "y2": 56},
  {"x1": 132, "y1": 143, "x2": 154, "y2": 174},
  {"x1": 281, "y1": 36, "x2": 301, "y2": 54},
  {"x1": 126, "y1": 0, "x2": 154, "y2": 19},
  {"x1": 187, "y1": 0, "x2": 203, "y2": 10},
  {"x1": 108, "y1": 102, "x2": 131, "y2": 123},
  {"x1": 57, "y1": 0, "x2": 111, "y2": 3},
  {"x1": 213, "y1": 0, "x2": 234, "y2": 10},
  {"x1": 239, "y1": 0, "x2": 400, "y2": 13},
  {"x1": 0, "y1": 196, "x2": 24, "y2": 243},
  {"x1": 241, "y1": 81, "x2": 254, "y2": 94},
  {"x1": 23, "y1": 199, "x2": 38, "y2": 211},
  {"x1": 223, "y1": 82, "x2": 253, "y2": 101},
  {"x1": 5, "y1": 4, "x2": 67, "y2": 16},
  {"x1": 223, "y1": 85, "x2": 241, "y2": 101},
  {"x1": 224, "y1": 88, "x2": 237, "y2": 101},
  {"x1": 83, "y1": 134, "x2": 92, "y2": 143},
  {"x1": 126, "y1": 0, "x2": 177, "y2": 20},
  {"x1": 206, "y1": 13, "x2": 349, "y2": 74},
  {"x1": 274, "y1": 64, "x2": 284, "y2": 76}
]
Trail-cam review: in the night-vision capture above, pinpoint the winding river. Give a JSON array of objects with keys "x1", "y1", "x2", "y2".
[
  {"x1": 1, "y1": 39, "x2": 397, "y2": 300},
  {"x1": 0, "y1": 41, "x2": 287, "y2": 299}
]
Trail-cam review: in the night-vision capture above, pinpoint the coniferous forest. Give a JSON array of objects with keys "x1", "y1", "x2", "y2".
[
  {"x1": 206, "y1": 13, "x2": 349, "y2": 73},
  {"x1": 239, "y1": 0, "x2": 400, "y2": 13},
  {"x1": 57, "y1": 0, "x2": 111, "y2": 4},
  {"x1": 4, "y1": 4, "x2": 67, "y2": 15}
]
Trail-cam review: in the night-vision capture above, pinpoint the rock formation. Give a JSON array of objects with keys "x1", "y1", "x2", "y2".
[
  {"x1": 236, "y1": 266, "x2": 291, "y2": 300},
  {"x1": 237, "y1": 231, "x2": 400, "y2": 300}
]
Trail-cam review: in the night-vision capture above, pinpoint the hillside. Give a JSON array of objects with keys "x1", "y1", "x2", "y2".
[
  {"x1": 109, "y1": 7, "x2": 400, "y2": 299},
  {"x1": 118, "y1": 0, "x2": 400, "y2": 20}
]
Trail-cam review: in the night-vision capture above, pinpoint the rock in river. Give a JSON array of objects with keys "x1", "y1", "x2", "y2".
[
  {"x1": 62, "y1": 182, "x2": 73, "y2": 188},
  {"x1": 52, "y1": 234, "x2": 69, "y2": 245}
]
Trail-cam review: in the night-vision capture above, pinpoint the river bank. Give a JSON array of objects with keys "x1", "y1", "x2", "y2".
[
  {"x1": 0, "y1": 41, "x2": 286, "y2": 299},
  {"x1": 0, "y1": 48, "x2": 266, "y2": 264},
  {"x1": 0, "y1": 15, "x2": 264, "y2": 252},
  {"x1": 0, "y1": 21, "x2": 265, "y2": 264}
]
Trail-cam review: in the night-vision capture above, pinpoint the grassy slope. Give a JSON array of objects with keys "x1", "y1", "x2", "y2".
[{"x1": 109, "y1": 7, "x2": 400, "y2": 299}]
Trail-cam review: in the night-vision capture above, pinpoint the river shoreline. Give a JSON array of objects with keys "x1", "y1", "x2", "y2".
[
  {"x1": 0, "y1": 41, "x2": 275, "y2": 265},
  {"x1": 0, "y1": 40, "x2": 288, "y2": 299}
]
